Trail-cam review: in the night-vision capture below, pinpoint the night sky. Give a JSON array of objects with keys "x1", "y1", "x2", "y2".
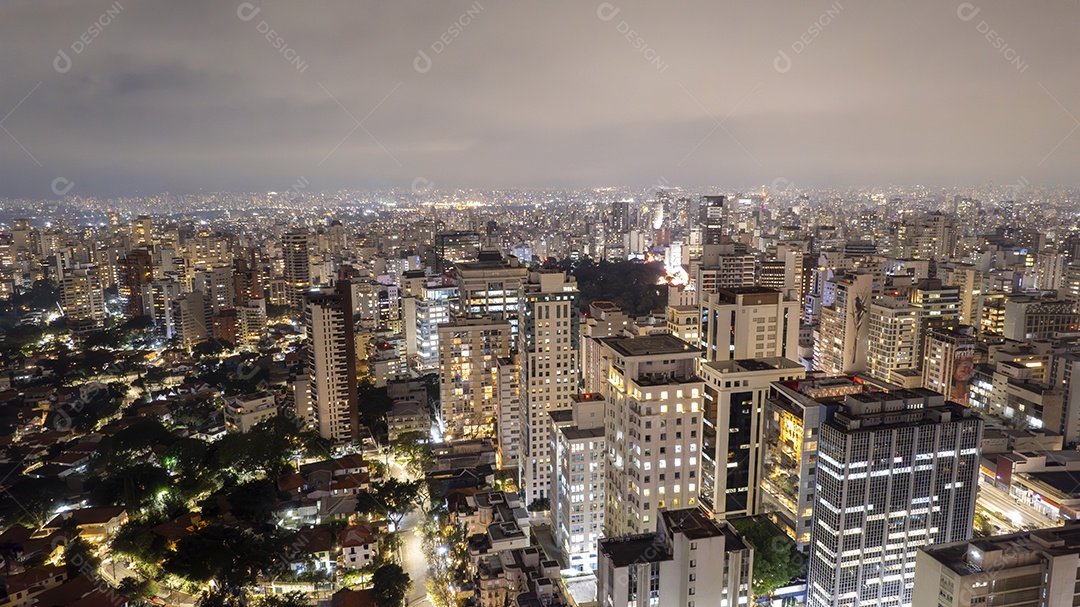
[{"x1": 1, "y1": 0, "x2": 1078, "y2": 197}]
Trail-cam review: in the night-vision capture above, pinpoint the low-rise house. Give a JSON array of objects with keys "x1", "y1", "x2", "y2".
[
  {"x1": 339, "y1": 525, "x2": 378, "y2": 570},
  {"x1": 224, "y1": 392, "x2": 278, "y2": 433},
  {"x1": 41, "y1": 506, "x2": 127, "y2": 543}
]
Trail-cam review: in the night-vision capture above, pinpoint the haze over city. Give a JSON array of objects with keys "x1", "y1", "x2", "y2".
[{"x1": 1, "y1": 1, "x2": 1079, "y2": 198}]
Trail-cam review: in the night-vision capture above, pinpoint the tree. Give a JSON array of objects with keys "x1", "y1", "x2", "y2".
[
  {"x1": 390, "y1": 432, "x2": 432, "y2": 476},
  {"x1": 63, "y1": 537, "x2": 101, "y2": 577},
  {"x1": 728, "y1": 516, "x2": 805, "y2": 599},
  {"x1": 370, "y1": 479, "x2": 422, "y2": 530},
  {"x1": 117, "y1": 577, "x2": 157, "y2": 604},
  {"x1": 372, "y1": 563, "x2": 410, "y2": 607}
]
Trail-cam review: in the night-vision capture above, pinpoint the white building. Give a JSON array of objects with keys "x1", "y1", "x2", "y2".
[
  {"x1": 699, "y1": 287, "x2": 799, "y2": 363},
  {"x1": 601, "y1": 334, "x2": 703, "y2": 537},
  {"x1": 550, "y1": 393, "x2": 606, "y2": 571},
  {"x1": 518, "y1": 269, "x2": 580, "y2": 503},
  {"x1": 914, "y1": 524, "x2": 1080, "y2": 607},
  {"x1": 224, "y1": 392, "x2": 278, "y2": 433},
  {"x1": 305, "y1": 282, "x2": 358, "y2": 442},
  {"x1": 597, "y1": 507, "x2": 754, "y2": 607}
]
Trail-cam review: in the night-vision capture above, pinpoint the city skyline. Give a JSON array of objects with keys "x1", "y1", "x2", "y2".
[{"x1": 1, "y1": 1, "x2": 1079, "y2": 198}]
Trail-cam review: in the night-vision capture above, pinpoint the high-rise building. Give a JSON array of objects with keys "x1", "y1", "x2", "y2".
[
  {"x1": 434, "y1": 230, "x2": 482, "y2": 273},
  {"x1": 283, "y1": 230, "x2": 311, "y2": 308},
  {"x1": 913, "y1": 524, "x2": 1080, "y2": 606},
  {"x1": 438, "y1": 318, "x2": 512, "y2": 441},
  {"x1": 404, "y1": 285, "x2": 457, "y2": 372},
  {"x1": 174, "y1": 290, "x2": 208, "y2": 347},
  {"x1": 867, "y1": 297, "x2": 920, "y2": 386},
  {"x1": 700, "y1": 195, "x2": 727, "y2": 244},
  {"x1": 807, "y1": 388, "x2": 983, "y2": 607},
  {"x1": 120, "y1": 248, "x2": 154, "y2": 318},
  {"x1": 454, "y1": 253, "x2": 528, "y2": 329},
  {"x1": 814, "y1": 273, "x2": 874, "y2": 374},
  {"x1": 760, "y1": 376, "x2": 865, "y2": 549},
  {"x1": 61, "y1": 267, "x2": 107, "y2": 334},
  {"x1": 611, "y1": 200, "x2": 630, "y2": 232},
  {"x1": 597, "y1": 507, "x2": 753, "y2": 607},
  {"x1": 141, "y1": 278, "x2": 183, "y2": 339},
  {"x1": 910, "y1": 278, "x2": 961, "y2": 361},
  {"x1": 305, "y1": 281, "x2": 359, "y2": 442},
  {"x1": 518, "y1": 269, "x2": 581, "y2": 503},
  {"x1": 550, "y1": 393, "x2": 606, "y2": 571},
  {"x1": 496, "y1": 356, "x2": 522, "y2": 470},
  {"x1": 922, "y1": 326, "x2": 977, "y2": 407},
  {"x1": 699, "y1": 287, "x2": 799, "y2": 363},
  {"x1": 698, "y1": 357, "x2": 805, "y2": 519},
  {"x1": 601, "y1": 334, "x2": 703, "y2": 537}
]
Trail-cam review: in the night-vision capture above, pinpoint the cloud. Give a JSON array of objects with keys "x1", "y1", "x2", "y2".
[{"x1": 0, "y1": 0, "x2": 1078, "y2": 198}]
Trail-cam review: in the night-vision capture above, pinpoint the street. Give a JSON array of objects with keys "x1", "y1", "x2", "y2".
[
  {"x1": 977, "y1": 479, "x2": 1059, "y2": 533},
  {"x1": 399, "y1": 508, "x2": 434, "y2": 607}
]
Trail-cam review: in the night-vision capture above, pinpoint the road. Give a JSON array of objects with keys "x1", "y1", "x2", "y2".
[
  {"x1": 977, "y1": 479, "x2": 1059, "y2": 532},
  {"x1": 386, "y1": 452, "x2": 434, "y2": 606},
  {"x1": 399, "y1": 508, "x2": 434, "y2": 607}
]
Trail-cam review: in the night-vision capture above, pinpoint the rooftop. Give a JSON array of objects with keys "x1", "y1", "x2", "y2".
[{"x1": 603, "y1": 334, "x2": 698, "y2": 358}]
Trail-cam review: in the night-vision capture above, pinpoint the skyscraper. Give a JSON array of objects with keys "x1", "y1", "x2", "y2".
[
  {"x1": 807, "y1": 388, "x2": 983, "y2": 607},
  {"x1": 698, "y1": 357, "x2": 805, "y2": 519},
  {"x1": 438, "y1": 317, "x2": 512, "y2": 441},
  {"x1": 283, "y1": 229, "x2": 311, "y2": 308},
  {"x1": 601, "y1": 334, "x2": 703, "y2": 537},
  {"x1": 699, "y1": 287, "x2": 799, "y2": 363},
  {"x1": 815, "y1": 273, "x2": 874, "y2": 374},
  {"x1": 61, "y1": 267, "x2": 107, "y2": 334},
  {"x1": 305, "y1": 281, "x2": 359, "y2": 442},
  {"x1": 700, "y1": 195, "x2": 726, "y2": 244},
  {"x1": 518, "y1": 269, "x2": 580, "y2": 503}
]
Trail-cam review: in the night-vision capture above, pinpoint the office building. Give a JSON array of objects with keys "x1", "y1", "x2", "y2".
[
  {"x1": 698, "y1": 357, "x2": 805, "y2": 519},
  {"x1": 760, "y1": 376, "x2": 868, "y2": 549},
  {"x1": 807, "y1": 388, "x2": 983, "y2": 607}
]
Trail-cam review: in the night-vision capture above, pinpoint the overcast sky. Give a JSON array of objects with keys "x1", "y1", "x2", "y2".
[{"x1": 1, "y1": 0, "x2": 1078, "y2": 198}]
